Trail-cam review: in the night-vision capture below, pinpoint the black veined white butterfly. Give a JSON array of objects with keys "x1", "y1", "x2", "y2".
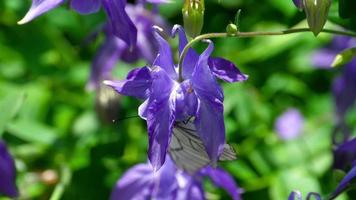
[{"x1": 168, "y1": 117, "x2": 237, "y2": 173}]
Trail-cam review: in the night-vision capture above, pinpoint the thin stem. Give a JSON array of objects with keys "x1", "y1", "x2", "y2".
[
  {"x1": 177, "y1": 27, "x2": 356, "y2": 82},
  {"x1": 49, "y1": 164, "x2": 72, "y2": 200}
]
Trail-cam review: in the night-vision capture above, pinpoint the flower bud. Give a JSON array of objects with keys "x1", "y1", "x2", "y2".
[
  {"x1": 182, "y1": 0, "x2": 205, "y2": 38},
  {"x1": 331, "y1": 47, "x2": 356, "y2": 67},
  {"x1": 303, "y1": 0, "x2": 331, "y2": 36},
  {"x1": 226, "y1": 23, "x2": 238, "y2": 36}
]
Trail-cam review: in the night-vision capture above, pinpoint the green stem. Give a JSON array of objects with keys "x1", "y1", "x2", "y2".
[
  {"x1": 177, "y1": 27, "x2": 356, "y2": 82},
  {"x1": 49, "y1": 164, "x2": 71, "y2": 200}
]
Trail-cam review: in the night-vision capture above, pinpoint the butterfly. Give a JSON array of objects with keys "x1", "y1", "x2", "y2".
[{"x1": 168, "y1": 117, "x2": 237, "y2": 173}]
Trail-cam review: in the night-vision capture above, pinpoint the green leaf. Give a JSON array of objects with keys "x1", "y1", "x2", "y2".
[
  {"x1": 0, "y1": 91, "x2": 26, "y2": 136},
  {"x1": 6, "y1": 119, "x2": 58, "y2": 145},
  {"x1": 331, "y1": 47, "x2": 356, "y2": 67}
]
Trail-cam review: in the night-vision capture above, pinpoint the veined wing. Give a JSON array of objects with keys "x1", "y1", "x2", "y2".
[{"x1": 168, "y1": 118, "x2": 237, "y2": 173}]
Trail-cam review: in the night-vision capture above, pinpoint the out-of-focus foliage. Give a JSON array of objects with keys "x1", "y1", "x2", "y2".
[{"x1": 0, "y1": 0, "x2": 355, "y2": 199}]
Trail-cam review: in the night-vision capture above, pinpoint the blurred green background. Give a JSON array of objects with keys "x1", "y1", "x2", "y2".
[{"x1": 0, "y1": 0, "x2": 355, "y2": 199}]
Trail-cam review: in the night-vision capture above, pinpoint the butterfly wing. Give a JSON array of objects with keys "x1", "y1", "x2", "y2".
[{"x1": 168, "y1": 119, "x2": 237, "y2": 173}]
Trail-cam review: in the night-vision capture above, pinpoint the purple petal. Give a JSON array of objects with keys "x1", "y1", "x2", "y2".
[
  {"x1": 275, "y1": 108, "x2": 304, "y2": 141},
  {"x1": 202, "y1": 167, "x2": 241, "y2": 200},
  {"x1": 330, "y1": 166, "x2": 356, "y2": 199},
  {"x1": 70, "y1": 0, "x2": 101, "y2": 14},
  {"x1": 306, "y1": 192, "x2": 322, "y2": 200},
  {"x1": 191, "y1": 41, "x2": 225, "y2": 164},
  {"x1": 288, "y1": 191, "x2": 302, "y2": 200},
  {"x1": 18, "y1": 0, "x2": 65, "y2": 24},
  {"x1": 118, "y1": 5, "x2": 167, "y2": 64},
  {"x1": 183, "y1": 181, "x2": 205, "y2": 200},
  {"x1": 110, "y1": 163, "x2": 153, "y2": 200},
  {"x1": 152, "y1": 30, "x2": 177, "y2": 79},
  {"x1": 152, "y1": 156, "x2": 178, "y2": 198},
  {"x1": 292, "y1": 0, "x2": 303, "y2": 10},
  {"x1": 87, "y1": 36, "x2": 123, "y2": 90},
  {"x1": 102, "y1": 0, "x2": 137, "y2": 48},
  {"x1": 175, "y1": 80, "x2": 198, "y2": 120},
  {"x1": 176, "y1": 174, "x2": 205, "y2": 200},
  {"x1": 104, "y1": 67, "x2": 152, "y2": 99},
  {"x1": 0, "y1": 141, "x2": 18, "y2": 198},
  {"x1": 334, "y1": 138, "x2": 356, "y2": 170},
  {"x1": 146, "y1": 66, "x2": 176, "y2": 171},
  {"x1": 208, "y1": 57, "x2": 248, "y2": 82},
  {"x1": 333, "y1": 69, "x2": 356, "y2": 118},
  {"x1": 172, "y1": 25, "x2": 199, "y2": 79}
]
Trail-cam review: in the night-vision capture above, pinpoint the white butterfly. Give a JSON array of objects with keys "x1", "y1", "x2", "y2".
[{"x1": 168, "y1": 117, "x2": 237, "y2": 173}]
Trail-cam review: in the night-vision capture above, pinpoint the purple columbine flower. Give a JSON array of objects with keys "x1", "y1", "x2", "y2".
[
  {"x1": 105, "y1": 25, "x2": 247, "y2": 170},
  {"x1": 0, "y1": 140, "x2": 18, "y2": 198},
  {"x1": 110, "y1": 156, "x2": 241, "y2": 200},
  {"x1": 313, "y1": 36, "x2": 356, "y2": 129},
  {"x1": 18, "y1": 0, "x2": 167, "y2": 47},
  {"x1": 274, "y1": 108, "x2": 304, "y2": 140},
  {"x1": 87, "y1": 4, "x2": 167, "y2": 90}
]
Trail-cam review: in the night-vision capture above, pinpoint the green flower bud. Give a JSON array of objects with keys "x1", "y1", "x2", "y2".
[
  {"x1": 303, "y1": 0, "x2": 332, "y2": 36},
  {"x1": 226, "y1": 23, "x2": 238, "y2": 36},
  {"x1": 182, "y1": 0, "x2": 205, "y2": 38},
  {"x1": 331, "y1": 47, "x2": 356, "y2": 67}
]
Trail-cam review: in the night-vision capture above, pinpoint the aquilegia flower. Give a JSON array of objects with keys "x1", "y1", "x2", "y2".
[
  {"x1": 18, "y1": 0, "x2": 168, "y2": 47},
  {"x1": 274, "y1": 108, "x2": 304, "y2": 140},
  {"x1": 105, "y1": 25, "x2": 247, "y2": 170},
  {"x1": 0, "y1": 140, "x2": 18, "y2": 198},
  {"x1": 110, "y1": 156, "x2": 241, "y2": 200},
  {"x1": 87, "y1": 4, "x2": 167, "y2": 90}
]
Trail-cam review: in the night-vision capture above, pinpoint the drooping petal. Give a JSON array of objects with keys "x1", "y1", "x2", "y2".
[
  {"x1": 0, "y1": 141, "x2": 18, "y2": 198},
  {"x1": 172, "y1": 25, "x2": 199, "y2": 79},
  {"x1": 176, "y1": 173, "x2": 205, "y2": 200},
  {"x1": 330, "y1": 165, "x2": 356, "y2": 199},
  {"x1": 191, "y1": 41, "x2": 225, "y2": 165},
  {"x1": 104, "y1": 67, "x2": 152, "y2": 99},
  {"x1": 152, "y1": 30, "x2": 177, "y2": 79},
  {"x1": 208, "y1": 57, "x2": 248, "y2": 83},
  {"x1": 18, "y1": 0, "x2": 65, "y2": 24},
  {"x1": 152, "y1": 156, "x2": 178, "y2": 198},
  {"x1": 138, "y1": 99, "x2": 149, "y2": 119},
  {"x1": 102, "y1": 0, "x2": 137, "y2": 48},
  {"x1": 110, "y1": 163, "x2": 153, "y2": 200},
  {"x1": 87, "y1": 37, "x2": 123, "y2": 90},
  {"x1": 146, "y1": 66, "x2": 176, "y2": 171},
  {"x1": 70, "y1": 0, "x2": 101, "y2": 14},
  {"x1": 202, "y1": 167, "x2": 241, "y2": 200}
]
